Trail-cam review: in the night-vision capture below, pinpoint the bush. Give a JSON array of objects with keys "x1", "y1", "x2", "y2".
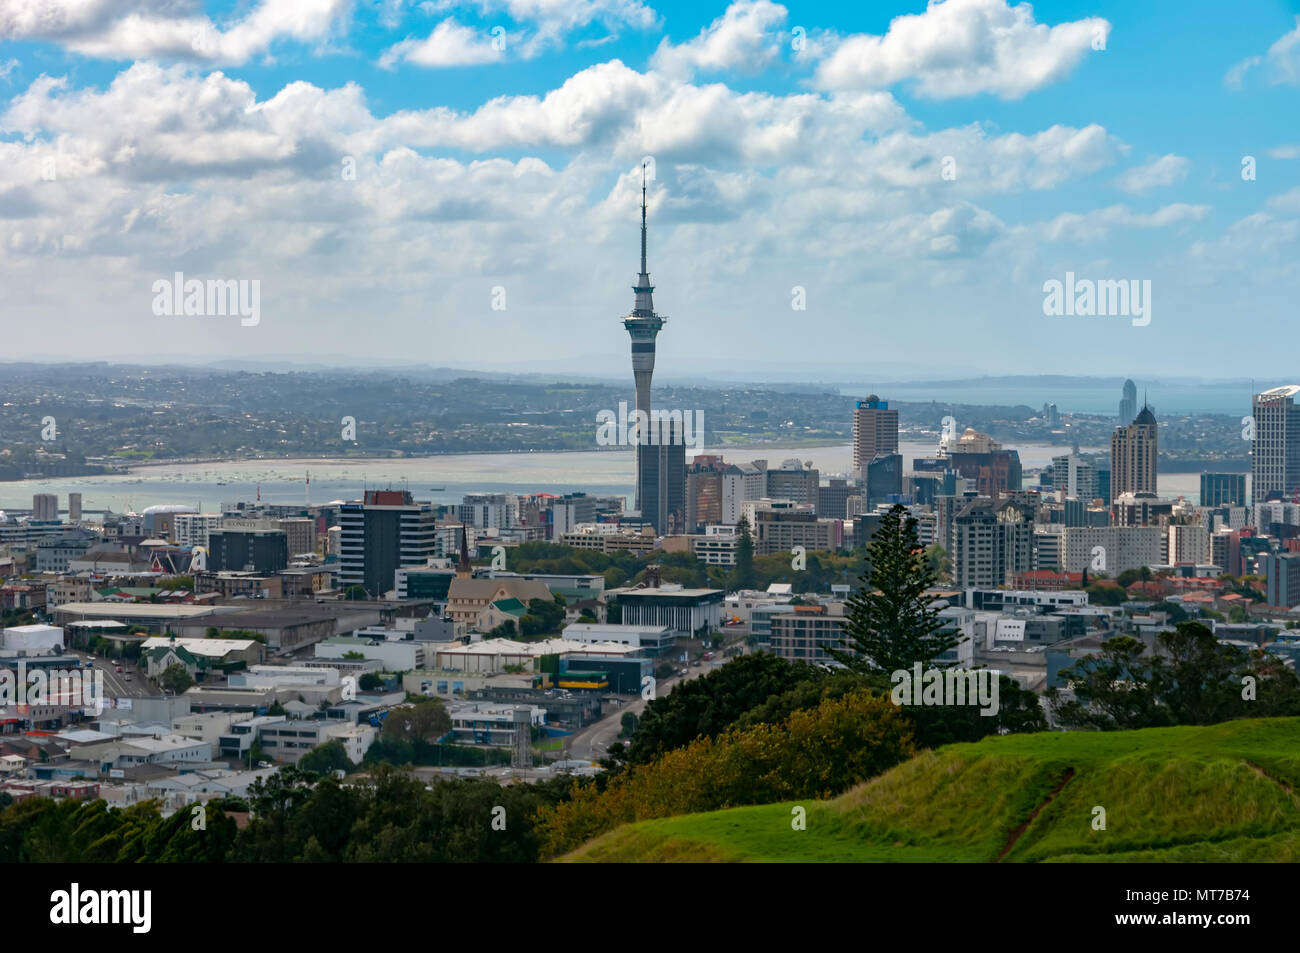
[{"x1": 537, "y1": 691, "x2": 915, "y2": 858}]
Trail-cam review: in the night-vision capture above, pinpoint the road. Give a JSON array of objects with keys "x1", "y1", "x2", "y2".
[
  {"x1": 66, "y1": 650, "x2": 151, "y2": 700},
  {"x1": 564, "y1": 660, "x2": 721, "y2": 762}
]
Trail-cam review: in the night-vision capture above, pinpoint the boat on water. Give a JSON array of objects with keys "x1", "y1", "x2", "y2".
[{"x1": 430, "y1": 487, "x2": 445, "y2": 491}]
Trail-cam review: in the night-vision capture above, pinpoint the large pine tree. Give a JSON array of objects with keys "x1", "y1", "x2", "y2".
[
  {"x1": 829, "y1": 504, "x2": 962, "y2": 673},
  {"x1": 729, "y1": 515, "x2": 756, "y2": 591}
]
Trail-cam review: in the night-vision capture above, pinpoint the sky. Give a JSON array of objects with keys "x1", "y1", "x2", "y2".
[{"x1": 1, "y1": 0, "x2": 1298, "y2": 381}]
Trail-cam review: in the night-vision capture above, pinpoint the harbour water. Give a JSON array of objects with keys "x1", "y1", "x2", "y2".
[{"x1": 0, "y1": 440, "x2": 1209, "y2": 513}]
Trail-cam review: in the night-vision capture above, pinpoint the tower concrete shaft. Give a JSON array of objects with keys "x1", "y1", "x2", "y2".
[{"x1": 623, "y1": 162, "x2": 666, "y2": 517}]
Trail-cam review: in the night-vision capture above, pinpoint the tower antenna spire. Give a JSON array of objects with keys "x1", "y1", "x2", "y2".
[{"x1": 640, "y1": 161, "x2": 648, "y2": 278}]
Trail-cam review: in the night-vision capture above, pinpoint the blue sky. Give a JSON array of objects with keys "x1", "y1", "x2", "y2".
[{"x1": 1, "y1": 0, "x2": 1298, "y2": 381}]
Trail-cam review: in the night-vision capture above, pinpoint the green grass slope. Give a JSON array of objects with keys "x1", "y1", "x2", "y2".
[{"x1": 560, "y1": 717, "x2": 1300, "y2": 863}]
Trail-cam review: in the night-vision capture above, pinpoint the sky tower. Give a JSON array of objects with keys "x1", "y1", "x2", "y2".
[{"x1": 623, "y1": 162, "x2": 668, "y2": 523}]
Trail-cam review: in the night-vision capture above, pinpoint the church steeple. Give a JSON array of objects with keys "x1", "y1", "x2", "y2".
[{"x1": 456, "y1": 526, "x2": 472, "y2": 579}]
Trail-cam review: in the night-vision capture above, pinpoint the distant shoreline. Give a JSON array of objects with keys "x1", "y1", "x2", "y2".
[{"x1": 114, "y1": 440, "x2": 854, "y2": 473}]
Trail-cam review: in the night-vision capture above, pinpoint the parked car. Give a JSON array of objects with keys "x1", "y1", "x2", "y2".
[{"x1": 115, "y1": 666, "x2": 122, "y2": 673}]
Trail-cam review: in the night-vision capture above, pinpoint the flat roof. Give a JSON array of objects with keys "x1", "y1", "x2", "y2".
[
  {"x1": 612, "y1": 587, "x2": 724, "y2": 598},
  {"x1": 53, "y1": 603, "x2": 218, "y2": 619}
]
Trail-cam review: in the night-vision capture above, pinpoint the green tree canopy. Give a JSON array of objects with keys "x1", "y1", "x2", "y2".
[{"x1": 829, "y1": 504, "x2": 959, "y2": 674}]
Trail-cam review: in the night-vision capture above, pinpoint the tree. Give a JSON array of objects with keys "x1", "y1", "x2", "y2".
[
  {"x1": 1085, "y1": 584, "x2": 1125, "y2": 607},
  {"x1": 299, "y1": 740, "x2": 356, "y2": 777},
  {"x1": 1116, "y1": 569, "x2": 1142, "y2": 588},
  {"x1": 1047, "y1": 622, "x2": 1300, "y2": 730},
  {"x1": 729, "y1": 516, "x2": 756, "y2": 591},
  {"x1": 923, "y1": 544, "x2": 951, "y2": 583},
  {"x1": 627, "y1": 654, "x2": 820, "y2": 763},
  {"x1": 358, "y1": 672, "x2": 384, "y2": 691},
  {"x1": 829, "y1": 504, "x2": 959, "y2": 674},
  {"x1": 160, "y1": 664, "x2": 194, "y2": 694},
  {"x1": 382, "y1": 699, "x2": 452, "y2": 745},
  {"x1": 1046, "y1": 635, "x2": 1167, "y2": 730}
]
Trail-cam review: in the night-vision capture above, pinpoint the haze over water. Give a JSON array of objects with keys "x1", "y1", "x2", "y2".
[{"x1": 0, "y1": 440, "x2": 1210, "y2": 513}]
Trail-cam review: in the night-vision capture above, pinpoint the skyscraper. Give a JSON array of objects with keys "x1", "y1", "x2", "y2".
[
  {"x1": 1110, "y1": 404, "x2": 1158, "y2": 501},
  {"x1": 1251, "y1": 385, "x2": 1300, "y2": 504},
  {"x1": 1200, "y1": 472, "x2": 1247, "y2": 507},
  {"x1": 32, "y1": 493, "x2": 58, "y2": 521},
  {"x1": 622, "y1": 164, "x2": 683, "y2": 533},
  {"x1": 337, "y1": 490, "x2": 438, "y2": 598},
  {"x1": 1119, "y1": 378, "x2": 1138, "y2": 426},
  {"x1": 852, "y1": 396, "x2": 898, "y2": 483},
  {"x1": 1050, "y1": 453, "x2": 1100, "y2": 501}
]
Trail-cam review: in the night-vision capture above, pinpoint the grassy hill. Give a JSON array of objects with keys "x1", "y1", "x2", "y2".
[{"x1": 560, "y1": 717, "x2": 1300, "y2": 862}]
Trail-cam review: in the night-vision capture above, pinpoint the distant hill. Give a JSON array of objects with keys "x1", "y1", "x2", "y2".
[{"x1": 561, "y1": 718, "x2": 1300, "y2": 863}]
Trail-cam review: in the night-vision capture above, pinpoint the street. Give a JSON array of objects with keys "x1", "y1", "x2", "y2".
[
  {"x1": 66, "y1": 649, "x2": 151, "y2": 700},
  {"x1": 564, "y1": 659, "x2": 720, "y2": 762}
]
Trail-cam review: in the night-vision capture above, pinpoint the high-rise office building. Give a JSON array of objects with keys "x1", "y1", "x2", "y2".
[
  {"x1": 852, "y1": 396, "x2": 899, "y2": 482},
  {"x1": 685, "y1": 456, "x2": 725, "y2": 533},
  {"x1": 337, "y1": 490, "x2": 438, "y2": 598},
  {"x1": 818, "y1": 476, "x2": 857, "y2": 521},
  {"x1": 32, "y1": 493, "x2": 58, "y2": 521},
  {"x1": 207, "y1": 529, "x2": 289, "y2": 573},
  {"x1": 1251, "y1": 385, "x2": 1300, "y2": 504},
  {"x1": 68, "y1": 492, "x2": 82, "y2": 523},
  {"x1": 1050, "y1": 453, "x2": 1100, "y2": 501},
  {"x1": 947, "y1": 429, "x2": 1021, "y2": 499},
  {"x1": 1262, "y1": 551, "x2": 1300, "y2": 608},
  {"x1": 1119, "y1": 378, "x2": 1138, "y2": 426},
  {"x1": 1110, "y1": 405, "x2": 1157, "y2": 502},
  {"x1": 622, "y1": 164, "x2": 684, "y2": 533},
  {"x1": 864, "y1": 453, "x2": 904, "y2": 506},
  {"x1": 1200, "y1": 472, "x2": 1247, "y2": 507},
  {"x1": 950, "y1": 498, "x2": 1034, "y2": 588},
  {"x1": 767, "y1": 459, "x2": 819, "y2": 510}
]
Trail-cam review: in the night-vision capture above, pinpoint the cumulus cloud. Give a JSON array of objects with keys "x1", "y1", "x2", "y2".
[
  {"x1": 650, "y1": 0, "x2": 787, "y2": 78},
  {"x1": 1112, "y1": 154, "x2": 1189, "y2": 194},
  {"x1": 0, "y1": 0, "x2": 352, "y2": 65},
  {"x1": 379, "y1": 19, "x2": 502, "y2": 67},
  {"x1": 1225, "y1": 17, "x2": 1300, "y2": 88},
  {"x1": 0, "y1": 29, "x2": 1271, "y2": 369},
  {"x1": 815, "y1": 0, "x2": 1108, "y2": 99},
  {"x1": 1040, "y1": 203, "x2": 1209, "y2": 242}
]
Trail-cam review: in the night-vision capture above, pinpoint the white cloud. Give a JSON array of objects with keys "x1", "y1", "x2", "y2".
[
  {"x1": 815, "y1": 0, "x2": 1108, "y2": 99},
  {"x1": 1040, "y1": 203, "x2": 1209, "y2": 242},
  {"x1": 1265, "y1": 144, "x2": 1300, "y2": 160},
  {"x1": 0, "y1": 53, "x2": 1272, "y2": 371},
  {"x1": 0, "y1": 0, "x2": 352, "y2": 65},
  {"x1": 1112, "y1": 154, "x2": 1189, "y2": 194},
  {"x1": 380, "y1": 19, "x2": 502, "y2": 67},
  {"x1": 1225, "y1": 17, "x2": 1300, "y2": 88},
  {"x1": 650, "y1": 0, "x2": 787, "y2": 78}
]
